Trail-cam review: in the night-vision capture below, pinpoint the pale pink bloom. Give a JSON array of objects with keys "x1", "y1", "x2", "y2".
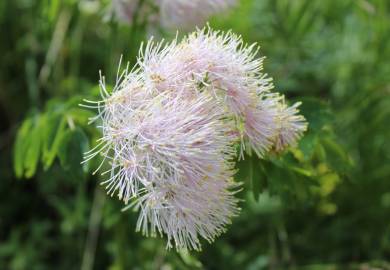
[
  {"x1": 243, "y1": 94, "x2": 281, "y2": 157},
  {"x1": 83, "y1": 65, "x2": 238, "y2": 196},
  {"x1": 123, "y1": 92, "x2": 239, "y2": 250},
  {"x1": 84, "y1": 75, "x2": 240, "y2": 249},
  {"x1": 129, "y1": 165, "x2": 239, "y2": 251},
  {"x1": 273, "y1": 100, "x2": 308, "y2": 152},
  {"x1": 141, "y1": 28, "x2": 271, "y2": 105},
  {"x1": 140, "y1": 28, "x2": 279, "y2": 156},
  {"x1": 83, "y1": 27, "x2": 307, "y2": 251}
]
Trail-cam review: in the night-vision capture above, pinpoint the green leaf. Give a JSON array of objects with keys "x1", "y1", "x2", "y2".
[
  {"x1": 58, "y1": 127, "x2": 89, "y2": 177},
  {"x1": 178, "y1": 250, "x2": 202, "y2": 268},
  {"x1": 41, "y1": 113, "x2": 62, "y2": 161},
  {"x1": 298, "y1": 132, "x2": 318, "y2": 160},
  {"x1": 42, "y1": 116, "x2": 67, "y2": 170},
  {"x1": 13, "y1": 115, "x2": 44, "y2": 178},
  {"x1": 68, "y1": 108, "x2": 94, "y2": 124},
  {"x1": 321, "y1": 137, "x2": 352, "y2": 172},
  {"x1": 278, "y1": 152, "x2": 314, "y2": 177},
  {"x1": 237, "y1": 155, "x2": 267, "y2": 201},
  {"x1": 250, "y1": 156, "x2": 268, "y2": 201},
  {"x1": 24, "y1": 116, "x2": 43, "y2": 178},
  {"x1": 13, "y1": 118, "x2": 33, "y2": 178},
  {"x1": 261, "y1": 156, "x2": 314, "y2": 204},
  {"x1": 298, "y1": 97, "x2": 332, "y2": 133}
]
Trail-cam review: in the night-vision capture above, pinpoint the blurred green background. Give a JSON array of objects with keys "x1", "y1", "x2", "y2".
[{"x1": 0, "y1": 0, "x2": 389, "y2": 269}]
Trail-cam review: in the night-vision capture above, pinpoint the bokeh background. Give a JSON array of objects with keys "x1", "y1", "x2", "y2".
[{"x1": 0, "y1": 0, "x2": 389, "y2": 269}]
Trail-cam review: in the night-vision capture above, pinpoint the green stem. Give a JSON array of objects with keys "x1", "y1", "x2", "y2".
[{"x1": 81, "y1": 187, "x2": 106, "y2": 270}]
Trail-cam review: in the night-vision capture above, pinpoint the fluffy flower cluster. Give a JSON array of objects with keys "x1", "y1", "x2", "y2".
[
  {"x1": 83, "y1": 27, "x2": 307, "y2": 250},
  {"x1": 112, "y1": 0, "x2": 236, "y2": 30}
]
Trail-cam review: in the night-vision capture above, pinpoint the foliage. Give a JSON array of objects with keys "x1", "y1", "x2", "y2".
[{"x1": 0, "y1": 0, "x2": 389, "y2": 269}]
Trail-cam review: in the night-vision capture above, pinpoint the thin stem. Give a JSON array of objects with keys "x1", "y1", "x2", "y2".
[
  {"x1": 39, "y1": 8, "x2": 72, "y2": 86},
  {"x1": 81, "y1": 187, "x2": 106, "y2": 270}
]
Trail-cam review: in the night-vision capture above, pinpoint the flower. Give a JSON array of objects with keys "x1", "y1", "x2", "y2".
[
  {"x1": 273, "y1": 99, "x2": 308, "y2": 153},
  {"x1": 83, "y1": 27, "x2": 307, "y2": 250},
  {"x1": 130, "y1": 162, "x2": 239, "y2": 251},
  {"x1": 122, "y1": 92, "x2": 239, "y2": 250},
  {"x1": 140, "y1": 28, "x2": 287, "y2": 156}
]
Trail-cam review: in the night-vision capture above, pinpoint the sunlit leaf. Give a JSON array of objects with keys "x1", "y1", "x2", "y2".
[
  {"x1": 13, "y1": 118, "x2": 33, "y2": 178},
  {"x1": 42, "y1": 116, "x2": 67, "y2": 170},
  {"x1": 24, "y1": 116, "x2": 43, "y2": 178}
]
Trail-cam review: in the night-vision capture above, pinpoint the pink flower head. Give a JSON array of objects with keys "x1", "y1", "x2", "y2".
[
  {"x1": 83, "y1": 27, "x2": 307, "y2": 250},
  {"x1": 140, "y1": 27, "x2": 286, "y2": 156}
]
